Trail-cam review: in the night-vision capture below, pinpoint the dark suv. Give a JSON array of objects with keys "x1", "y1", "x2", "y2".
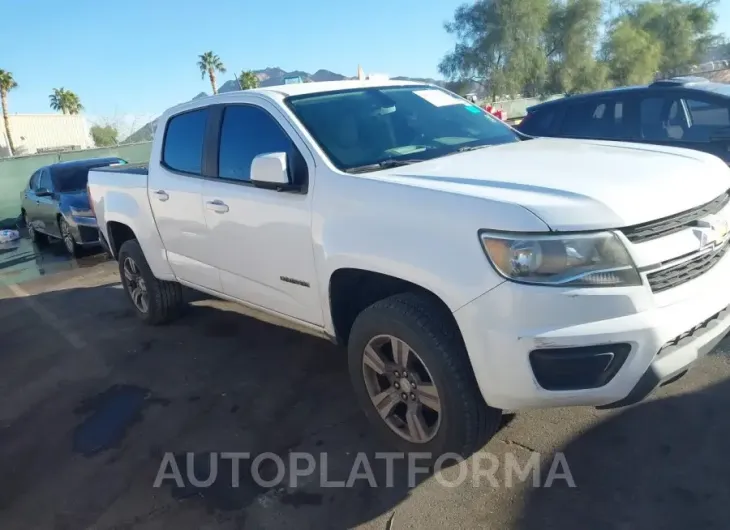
[{"x1": 517, "y1": 77, "x2": 730, "y2": 163}]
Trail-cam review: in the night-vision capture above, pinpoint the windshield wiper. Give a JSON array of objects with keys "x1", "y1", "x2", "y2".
[
  {"x1": 455, "y1": 144, "x2": 492, "y2": 153},
  {"x1": 345, "y1": 159, "x2": 424, "y2": 174}
]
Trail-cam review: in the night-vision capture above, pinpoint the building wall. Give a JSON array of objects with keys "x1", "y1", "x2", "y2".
[
  {"x1": 0, "y1": 142, "x2": 152, "y2": 227},
  {"x1": 0, "y1": 114, "x2": 94, "y2": 157}
]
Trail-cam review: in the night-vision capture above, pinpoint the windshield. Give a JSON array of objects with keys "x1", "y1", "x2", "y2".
[
  {"x1": 286, "y1": 86, "x2": 519, "y2": 172},
  {"x1": 52, "y1": 160, "x2": 124, "y2": 192}
]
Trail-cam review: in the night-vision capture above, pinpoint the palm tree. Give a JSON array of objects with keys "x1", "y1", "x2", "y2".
[
  {"x1": 0, "y1": 69, "x2": 18, "y2": 156},
  {"x1": 238, "y1": 70, "x2": 260, "y2": 90},
  {"x1": 49, "y1": 88, "x2": 84, "y2": 115},
  {"x1": 198, "y1": 51, "x2": 226, "y2": 94}
]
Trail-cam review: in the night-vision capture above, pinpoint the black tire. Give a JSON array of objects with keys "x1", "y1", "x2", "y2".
[
  {"x1": 59, "y1": 218, "x2": 80, "y2": 257},
  {"x1": 118, "y1": 239, "x2": 185, "y2": 325},
  {"x1": 348, "y1": 292, "x2": 502, "y2": 458},
  {"x1": 24, "y1": 213, "x2": 47, "y2": 245}
]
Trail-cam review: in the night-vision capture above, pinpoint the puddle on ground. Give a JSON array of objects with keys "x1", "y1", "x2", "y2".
[
  {"x1": 73, "y1": 384, "x2": 168, "y2": 457},
  {"x1": 0, "y1": 230, "x2": 108, "y2": 285}
]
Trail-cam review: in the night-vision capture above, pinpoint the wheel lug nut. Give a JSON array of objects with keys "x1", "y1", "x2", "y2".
[
  {"x1": 410, "y1": 393, "x2": 416, "y2": 401},
  {"x1": 403, "y1": 371, "x2": 408, "y2": 377},
  {"x1": 394, "y1": 371, "x2": 400, "y2": 377},
  {"x1": 401, "y1": 393, "x2": 408, "y2": 400},
  {"x1": 394, "y1": 382, "x2": 400, "y2": 389}
]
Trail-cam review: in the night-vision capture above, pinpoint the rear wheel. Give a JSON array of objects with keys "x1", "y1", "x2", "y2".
[
  {"x1": 118, "y1": 239, "x2": 185, "y2": 325},
  {"x1": 348, "y1": 292, "x2": 502, "y2": 458},
  {"x1": 25, "y1": 213, "x2": 47, "y2": 245}
]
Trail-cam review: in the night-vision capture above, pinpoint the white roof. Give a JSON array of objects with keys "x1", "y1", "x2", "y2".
[
  {"x1": 254, "y1": 79, "x2": 423, "y2": 97},
  {"x1": 165, "y1": 79, "x2": 431, "y2": 117}
]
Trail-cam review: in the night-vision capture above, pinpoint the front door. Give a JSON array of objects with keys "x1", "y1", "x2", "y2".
[
  {"x1": 36, "y1": 168, "x2": 59, "y2": 236},
  {"x1": 147, "y1": 107, "x2": 222, "y2": 292},
  {"x1": 201, "y1": 102, "x2": 322, "y2": 325}
]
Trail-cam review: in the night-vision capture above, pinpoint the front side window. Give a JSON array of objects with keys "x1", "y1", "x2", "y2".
[
  {"x1": 286, "y1": 86, "x2": 518, "y2": 172},
  {"x1": 217, "y1": 105, "x2": 295, "y2": 181},
  {"x1": 163, "y1": 109, "x2": 209, "y2": 175},
  {"x1": 683, "y1": 97, "x2": 730, "y2": 142}
]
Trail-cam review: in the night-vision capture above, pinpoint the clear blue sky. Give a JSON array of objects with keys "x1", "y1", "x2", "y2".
[
  {"x1": 2, "y1": 0, "x2": 466, "y2": 118},
  {"x1": 2, "y1": 0, "x2": 729, "y2": 120}
]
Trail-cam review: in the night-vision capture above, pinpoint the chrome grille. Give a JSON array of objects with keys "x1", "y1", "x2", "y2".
[
  {"x1": 647, "y1": 240, "x2": 730, "y2": 293},
  {"x1": 621, "y1": 192, "x2": 729, "y2": 243}
]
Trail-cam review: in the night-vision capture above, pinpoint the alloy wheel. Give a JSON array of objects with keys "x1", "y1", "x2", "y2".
[
  {"x1": 122, "y1": 257, "x2": 149, "y2": 313},
  {"x1": 61, "y1": 221, "x2": 75, "y2": 253},
  {"x1": 362, "y1": 335, "x2": 442, "y2": 443}
]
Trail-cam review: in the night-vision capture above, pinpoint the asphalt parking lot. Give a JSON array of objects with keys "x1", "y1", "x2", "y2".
[{"x1": 2, "y1": 241, "x2": 730, "y2": 529}]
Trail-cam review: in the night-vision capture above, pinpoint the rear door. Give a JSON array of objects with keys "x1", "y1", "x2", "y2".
[{"x1": 147, "y1": 107, "x2": 222, "y2": 292}]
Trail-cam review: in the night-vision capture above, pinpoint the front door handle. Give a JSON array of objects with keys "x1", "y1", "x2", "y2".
[
  {"x1": 153, "y1": 190, "x2": 169, "y2": 202},
  {"x1": 205, "y1": 200, "x2": 229, "y2": 214}
]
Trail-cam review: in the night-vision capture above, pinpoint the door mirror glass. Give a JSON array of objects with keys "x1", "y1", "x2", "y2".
[
  {"x1": 35, "y1": 188, "x2": 52, "y2": 197},
  {"x1": 250, "y1": 152, "x2": 290, "y2": 186}
]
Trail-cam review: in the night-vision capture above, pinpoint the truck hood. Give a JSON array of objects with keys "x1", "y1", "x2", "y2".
[{"x1": 379, "y1": 138, "x2": 730, "y2": 231}]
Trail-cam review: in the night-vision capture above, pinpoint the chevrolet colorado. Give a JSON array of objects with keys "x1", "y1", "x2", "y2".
[{"x1": 88, "y1": 80, "x2": 730, "y2": 456}]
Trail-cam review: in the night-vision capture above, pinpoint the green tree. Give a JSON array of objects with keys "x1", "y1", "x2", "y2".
[
  {"x1": 626, "y1": 0, "x2": 720, "y2": 74},
  {"x1": 545, "y1": 0, "x2": 608, "y2": 94},
  {"x1": 90, "y1": 124, "x2": 118, "y2": 147},
  {"x1": 238, "y1": 70, "x2": 260, "y2": 90},
  {"x1": 49, "y1": 88, "x2": 84, "y2": 114},
  {"x1": 601, "y1": 18, "x2": 663, "y2": 85},
  {"x1": 0, "y1": 69, "x2": 18, "y2": 156},
  {"x1": 439, "y1": 0, "x2": 550, "y2": 100},
  {"x1": 198, "y1": 51, "x2": 226, "y2": 94}
]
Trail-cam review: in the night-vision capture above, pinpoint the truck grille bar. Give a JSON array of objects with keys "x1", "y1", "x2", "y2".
[{"x1": 621, "y1": 191, "x2": 729, "y2": 244}]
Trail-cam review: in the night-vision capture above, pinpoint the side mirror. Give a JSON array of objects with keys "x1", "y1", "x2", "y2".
[
  {"x1": 250, "y1": 152, "x2": 291, "y2": 189},
  {"x1": 35, "y1": 188, "x2": 52, "y2": 197}
]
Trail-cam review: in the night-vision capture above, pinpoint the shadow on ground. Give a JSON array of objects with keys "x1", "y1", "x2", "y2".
[
  {"x1": 1, "y1": 275, "x2": 729, "y2": 529},
  {"x1": 519, "y1": 377, "x2": 730, "y2": 530}
]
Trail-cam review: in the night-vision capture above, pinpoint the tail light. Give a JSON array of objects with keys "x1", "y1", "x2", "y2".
[{"x1": 87, "y1": 184, "x2": 96, "y2": 218}]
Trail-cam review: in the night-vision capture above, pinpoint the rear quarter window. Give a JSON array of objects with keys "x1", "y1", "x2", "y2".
[
  {"x1": 519, "y1": 108, "x2": 557, "y2": 136},
  {"x1": 162, "y1": 109, "x2": 209, "y2": 175}
]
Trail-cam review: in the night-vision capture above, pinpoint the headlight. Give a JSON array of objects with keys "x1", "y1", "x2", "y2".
[
  {"x1": 480, "y1": 231, "x2": 641, "y2": 287},
  {"x1": 70, "y1": 206, "x2": 95, "y2": 218}
]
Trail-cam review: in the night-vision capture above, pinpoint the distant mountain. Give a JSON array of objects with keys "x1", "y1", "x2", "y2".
[{"x1": 122, "y1": 67, "x2": 446, "y2": 143}]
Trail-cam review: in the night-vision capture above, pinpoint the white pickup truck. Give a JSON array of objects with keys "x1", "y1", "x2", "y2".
[{"x1": 89, "y1": 80, "x2": 730, "y2": 456}]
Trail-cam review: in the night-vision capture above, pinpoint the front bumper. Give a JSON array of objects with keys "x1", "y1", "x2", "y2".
[{"x1": 454, "y1": 249, "x2": 730, "y2": 410}]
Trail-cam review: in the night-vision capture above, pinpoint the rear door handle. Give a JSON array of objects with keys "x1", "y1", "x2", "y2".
[
  {"x1": 205, "y1": 200, "x2": 229, "y2": 214},
  {"x1": 153, "y1": 190, "x2": 169, "y2": 202}
]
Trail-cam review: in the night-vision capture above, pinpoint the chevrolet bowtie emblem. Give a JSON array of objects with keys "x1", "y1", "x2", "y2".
[{"x1": 694, "y1": 214, "x2": 730, "y2": 249}]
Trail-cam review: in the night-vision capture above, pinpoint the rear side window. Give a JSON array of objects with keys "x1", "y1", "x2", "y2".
[
  {"x1": 561, "y1": 98, "x2": 630, "y2": 140},
  {"x1": 217, "y1": 105, "x2": 298, "y2": 182},
  {"x1": 39, "y1": 169, "x2": 53, "y2": 191},
  {"x1": 29, "y1": 170, "x2": 41, "y2": 190},
  {"x1": 162, "y1": 109, "x2": 209, "y2": 175}
]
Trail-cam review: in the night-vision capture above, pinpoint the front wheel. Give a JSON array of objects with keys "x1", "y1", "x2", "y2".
[
  {"x1": 59, "y1": 218, "x2": 79, "y2": 256},
  {"x1": 118, "y1": 239, "x2": 185, "y2": 325},
  {"x1": 348, "y1": 292, "x2": 502, "y2": 458}
]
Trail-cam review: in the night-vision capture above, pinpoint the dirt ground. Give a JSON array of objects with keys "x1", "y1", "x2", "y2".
[{"x1": 2, "y1": 243, "x2": 730, "y2": 529}]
